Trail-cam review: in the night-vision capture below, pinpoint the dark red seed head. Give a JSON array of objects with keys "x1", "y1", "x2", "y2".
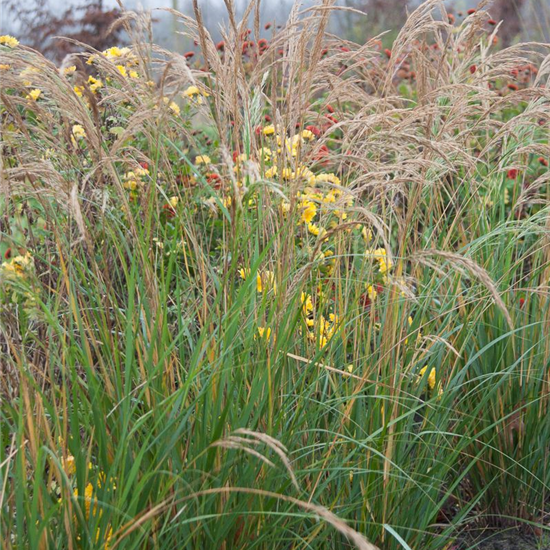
[
  {"x1": 539, "y1": 157, "x2": 549, "y2": 167},
  {"x1": 488, "y1": 19, "x2": 497, "y2": 25},
  {"x1": 326, "y1": 104, "x2": 335, "y2": 113},
  {"x1": 264, "y1": 23, "x2": 272, "y2": 30},
  {"x1": 467, "y1": 9, "x2": 476, "y2": 15},
  {"x1": 507, "y1": 168, "x2": 518, "y2": 179},
  {"x1": 184, "y1": 51, "x2": 195, "y2": 59},
  {"x1": 4, "y1": 247, "x2": 11, "y2": 260},
  {"x1": 384, "y1": 48, "x2": 392, "y2": 58},
  {"x1": 216, "y1": 41, "x2": 225, "y2": 51},
  {"x1": 470, "y1": 64, "x2": 477, "y2": 74}
]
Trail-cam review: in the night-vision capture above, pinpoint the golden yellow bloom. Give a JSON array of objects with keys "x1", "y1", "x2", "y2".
[
  {"x1": 301, "y1": 292, "x2": 314, "y2": 314},
  {"x1": 182, "y1": 85, "x2": 209, "y2": 104},
  {"x1": 365, "y1": 248, "x2": 392, "y2": 274},
  {"x1": 419, "y1": 366, "x2": 436, "y2": 390},
  {"x1": 163, "y1": 97, "x2": 180, "y2": 115},
  {"x1": 63, "y1": 65, "x2": 77, "y2": 75},
  {"x1": 116, "y1": 64, "x2": 127, "y2": 77},
  {"x1": 195, "y1": 155, "x2": 211, "y2": 165},
  {"x1": 262, "y1": 124, "x2": 275, "y2": 136},
  {"x1": 87, "y1": 75, "x2": 103, "y2": 93},
  {"x1": 73, "y1": 85, "x2": 84, "y2": 97},
  {"x1": 72, "y1": 124, "x2": 86, "y2": 139},
  {"x1": 102, "y1": 46, "x2": 131, "y2": 59},
  {"x1": 301, "y1": 129, "x2": 315, "y2": 141},
  {"x1": 169, "y1": 196, "x2": 179, "y2": 208},
  {"x1": 300, "y1": 201, "x2": 317, "y2": 224},
  {"x1": 264, "y1": 166, "x2": 278, "y2": 179},
  {"x1": 129, "y1": 70, "x2": 139, "y2": 79},
  {"x1": 0, "y1": 35, "x2": 19, "y2": 48},
  {"x1": 26, "y1": 88, "x2": 41, "y2": 101},
  {"x1": 257, "y1": 326, "x2": 271, "y2": 340}
]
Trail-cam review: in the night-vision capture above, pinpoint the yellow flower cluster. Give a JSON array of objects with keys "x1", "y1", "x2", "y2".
[
  {"x1": 365, "y1": 247, "x2": 392, "y2": 274},
  {"x1": 122, "y1": 166, "x2": 149, "y2": 193},
  {"x1": 183, "y1": 85, "x2": 210, "y2": 104},
  {"x1": 0, "y1": 35, "x2": 19, "y2": 48},
  {"x1": 1, "y1": 252, "x2": 33, "y2": 280}
]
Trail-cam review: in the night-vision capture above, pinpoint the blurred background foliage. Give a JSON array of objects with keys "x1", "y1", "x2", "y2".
[{"x1": 2, "y1": 0, "x2": 550, "y2": 64}]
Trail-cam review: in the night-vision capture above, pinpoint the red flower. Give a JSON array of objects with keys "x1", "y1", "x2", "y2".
[
  {"x1": 216, "y1": 41, "x2": 225, "y2": 51},
  {"x1": 539, "y1": 157, "x2": 549, "y2": 167},
  {"x1": 467, "y1": 8, "x2": 476, "y2": 15},
  {"x1": 507, "y1": 168, "x2": 518, "y2": 180},
  {"x1": 507, "y1": 83, "x2": 519, "y2": 91},
  {"x1": 340, "y1": 46, "x2": 350, "y2": 52},
  {"x1": 384, "y1": 48, "x2": 392, "y2": 58},
  {"x1": 4, "y1": 247, "x2": 11, "y2": 259},
  {"x1": 448, "y1": 13, "x2": 455, "y2": 24},
  {"x1": 258, "y1": 38, "x2": 268, "y2": 50},
  {"x1": 264, "y1": 22, "x2": 272, "y2": 30},
  {"x1": 325, "y1": 115, "x2": 338, "y2": 125},
  {"x1": 519, "y1": 297, "x2": 525, "y2": 308},
  {"x1": 313, "y1": 144, "x2": 329, "y2": 160},
  {"x1": 184, "y1": 51, "x2": 195, "y2": 59},
  {"x1": 488, "y1": 19, "x2": 497, "y2": 25},
  {"x1": 232, "y1": 151, "x2": 240, "y2": 162},
  {"x1": 305, "y1": 125, "x2": 321, "y2": 137},
  {"x1": 264, "y1": 114, "x2": 272, "y2": 122},
  {"x1": 162, "y1": 204, "x2": 176, "y2": 218},
  {"x1": 321, "y1": 48, "x2": 328, "y2": 56},
  {"x1": 326, "y1": 104, "x2": 335, "y2": 113},
  {"x1": 139, "y1": 161, "x2": 149, "y2": 170},
  {"x1": 278, "y1": 49, "x2": 284, "y2": 56},
  {"x1": 470, "y1": 64, "x2": 477, "y2": 74}
]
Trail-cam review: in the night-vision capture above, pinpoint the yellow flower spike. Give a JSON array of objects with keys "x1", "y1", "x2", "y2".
[
  {"x1": 62, "y1": 455, "x2": 76, "y2": 476},
  {"x1": 419, "y1": 366, "x2": 436, "y2": 390},
  {"x1": 301, "y1": 292, "x2": 314, "y2": 314},
  {"x1": 0, "y1": 35, "x2": 19, "y2": 48}
]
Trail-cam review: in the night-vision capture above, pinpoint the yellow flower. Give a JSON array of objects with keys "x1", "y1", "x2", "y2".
[
  {"x1": 116, "y1": 64, "x2": 127, "y2": 77},
  {"x1": 129, "y1": 70, "x2": 139, "y2": 79},
  {"x1": 182, "y1": 85, "x2": 209, "y2": 104},
  {"x1": 301, "y1": 129, "x2": 315, "y2": 141},
  {"x1": 163, "y1": 97, "x2": 180, "y2": 115},
  {"x1": 257, "y1": 326, "x2": 272, "y2": 340},
  {"x1": 169, "y1": 196, "x2": 179, "y2": 208},
  {"x1": 239, "y1": 267, "x2": 251, "y2": 280},
  {"x1": 262, "y1": 125, "x2": 275, "y2": 136},
  {"x1": 308, "y1": 223, "x2": 320, "y2": 236},
  {"x1": 74, "y1": 85, "x2": 84, "y2": 97},
  {"x1": 0, "y1": 35, "x2": 19, "y2": 48},
  {"x1": 195, "y1": 155, "x2": 211, "y2": 165},
  {"x1": 419, "y1": 366, "x2": 436, "y2": 390},
  {"x1": 315, "y1": 173, "x2": 341, "y2": 186},
  {"x1": 102, "y1": 46, "x2": 131, "y2": 59},
  {"x1": 26, "y1": 89, "x2": 41, "y2": 101},
  {"x1": 1, "y1": 252, "x2": 33, "y2": 279},
  {"x1": 264, "y1": 166, "x2": 278, "y2": 179},
  {"x1": 63, "y1": 455, "x2": 76, "y2": 476},
  {"x1": 72, "y1": 124, "x2": 86, "y2": 139},
  {"x1": 300, "y1": 201, "x2": 317, "y2": 224},
  {"x1": 301, "y1": 292, "x2": 314, "y2": 314},
  {"x1": 365, "y1": 248, "x2": 392, "y2": 274},
  {"x1": 87, "y1": 75, "x2": 103, "y2": 93}
]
